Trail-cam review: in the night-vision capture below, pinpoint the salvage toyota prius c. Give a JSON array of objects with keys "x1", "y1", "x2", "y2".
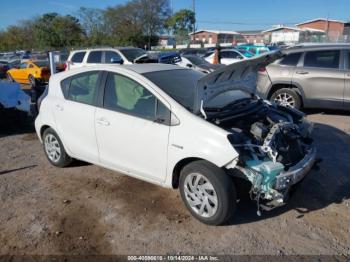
[{"x1": 35, "y1": 51, "x2": 317, "y2": 225}]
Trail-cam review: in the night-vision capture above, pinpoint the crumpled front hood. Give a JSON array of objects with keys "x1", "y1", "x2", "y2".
[{"x1": 193, "y1": 51, "x2": 283, "y2": 114}]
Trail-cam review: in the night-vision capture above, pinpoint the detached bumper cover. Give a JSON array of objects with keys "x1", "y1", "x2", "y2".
[{"x1": 275, "y1": 146, "x2": 317, "y2": 190}]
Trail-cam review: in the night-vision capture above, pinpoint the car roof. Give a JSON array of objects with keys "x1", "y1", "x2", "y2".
[
  {"x1": 121, "y1": 63, "x2": 186, "y2": 74},
  {"x1": 51, "y1": 63, "x2": 187, "y2": 82},
  {"x1": 284, "y1": 43, "x2": 350, "y2": 53},
  {"x1": 70, "y1": 47, "x2": 143, "y2": 53}
]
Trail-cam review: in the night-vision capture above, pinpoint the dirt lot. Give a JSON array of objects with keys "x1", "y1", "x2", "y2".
[{"x1": 0, "y1": 109, "x2": 350, "y2": 256}]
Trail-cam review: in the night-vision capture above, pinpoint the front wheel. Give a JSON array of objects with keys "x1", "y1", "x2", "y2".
[
  {"x1": 270, "y1": 88, "x2": 302, "y2": 110},
  {"x1": 179, "y1": 160, "x2": 236, "y2": 225},
  {"x1": 43, "y1": 128, "x2": 72, "y2": 167}
]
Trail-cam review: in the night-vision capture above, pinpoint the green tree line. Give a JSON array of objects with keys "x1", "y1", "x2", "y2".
[{"x1": 0, "y1": 0, "x2": 195, "y2": 51}]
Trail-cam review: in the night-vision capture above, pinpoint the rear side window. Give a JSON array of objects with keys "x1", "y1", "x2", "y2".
[
  {"x1": 304, "y1": 50, "x2": 340, "y2": 69},
  {"x1": 71, "y1": 52, "x2": 86, "y2": 63},
  {"x1": 87, "y1": 51, "x2": 102, "y2": 63},
  {"x1": 279, "y1": 52, "x2": 302, "y2": 66},
  {"x1": 68, "y1": 71, "x2": 99, "y2": 105}
]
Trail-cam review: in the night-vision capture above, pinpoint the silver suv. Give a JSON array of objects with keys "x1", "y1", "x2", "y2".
[{"x1": 257, "y1": 44, "x2": 350, "y2": 110}]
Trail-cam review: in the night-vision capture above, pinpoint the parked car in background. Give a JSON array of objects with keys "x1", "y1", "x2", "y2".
[
  {"x1": 7, "y1": 60, "x2": 50, "y2": 87},
  {"x1": 237, "y1": 45, "x2": 270, "y2": 56},
  {"x1": 66, "y1": 47, "x2": 157, "y2": 70},
  {"x1": 204, "y1": 49, "x2": 251, "y2": 65},
  {"x1": 0, "y1": 59, "x2": 21, "y2": 78},
  {"x1": 179, "y1": 48, "x2": 208, "y2": 57},
  {"x1": 177, "y1": 55, "x2": 225, "y2": 73},
  {"x1": 35, "y1": 52, "x2": 316, "y2": 225},
  {"x1": 257, "y1": 44, "x2": 350, "y2": 110}
]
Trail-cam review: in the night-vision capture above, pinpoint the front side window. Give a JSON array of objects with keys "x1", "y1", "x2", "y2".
[
  {"x1": 68, "y1": 71, "x2": 99, "y2": 105},
  {"x1": 105, "y1": 51, "x2": 122, "y2": 64},
  {"x1": 87, "y1": 51, "x2": 102, "y2": 63},
  {"x1": 71, "y1": 52, "x2": 86, "y2": 63},
  {"x1": 221, "y1": 51, "x2": 241, "y2": 59},
  {"x1": 304, "y1": 50, "x2": 340, "y2": 69},
  {"x1": 104, "y1": 73, "x2": 161, "y2": 120},
  {"x1": 279, "y1": 52, "x2": 302, "y2": 66}
]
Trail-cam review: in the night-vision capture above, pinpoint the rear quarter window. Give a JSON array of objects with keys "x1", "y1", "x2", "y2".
[
  {"x1": 71, "y1": 52, "x2": 86, "y2": 63},
  {"x1": 279, "y1": 52, "x2": 302, "y2": 66}
]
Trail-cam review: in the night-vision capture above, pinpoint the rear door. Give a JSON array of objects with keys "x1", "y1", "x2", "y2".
[
  {"x1": 294, "y1": 49, "x2": 344, "y2": 109},
  {"x1": 53, "y1": 71, "x2": 102, "y2": 163},
  {"x1": 95, "y1": 71, "x2": 171, "y2": 182}
]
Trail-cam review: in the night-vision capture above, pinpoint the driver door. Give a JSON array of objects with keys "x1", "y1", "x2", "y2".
[{"x1": 95, "y1": 72, "x2": 171, "y2": 182}]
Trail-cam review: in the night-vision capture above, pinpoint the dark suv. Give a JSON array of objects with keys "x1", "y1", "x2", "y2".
[{"x1": 257, "y1": 44, "x2": 350, "y2": 110}]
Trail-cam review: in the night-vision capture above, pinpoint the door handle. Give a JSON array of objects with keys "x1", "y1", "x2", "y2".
[
  {"x1": 96, "y1": 118, "x2": 110, "y2": 126},
  {"x1": 295, "y1": 71, "x2": 309, "y2": 75},
  {"x1": 55, "y1": 104, "x2": 64, "y2": 111}
]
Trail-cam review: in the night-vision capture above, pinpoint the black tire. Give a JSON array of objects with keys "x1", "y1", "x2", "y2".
[
  {"x1": 7, "y1": 73, "x2": 14, "y2": 82},
  {"x1": 42, "y1": 128, "x2": 72, "y2": 167},
  {"x1": 179, "y1": 160, "x2": 236, "y2": 225},
  {"x1": 270, "y1": 88, "x2": 302, "y2": 110},
  {"x1": 29, "y1": 75, "x2": 37, "y2": 88}
]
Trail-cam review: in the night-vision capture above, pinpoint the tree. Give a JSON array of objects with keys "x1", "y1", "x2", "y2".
[
  {"x1": 76, "y1": 7, "x2": 106, "y2": 46},
  {"x1": 165, "y1": 9, "x2": 195, "y2": 44},
  {"x1": 33, "y1": 13, "x2": 83, "y2": 49},
  {"x1": 103, "y1": 0, "x2": 170, "y2": 47}
]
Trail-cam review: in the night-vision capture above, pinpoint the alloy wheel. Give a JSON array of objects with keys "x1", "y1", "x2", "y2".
[
  {"x1": 183, "y1": 173, "x2": 218, "y2": 218},
  {"x1": 44, "y1": 134, "x2": 61, "y2": 162},
  {"x1": 274, "y1": 93, "x2": 295, "y2": 107}
]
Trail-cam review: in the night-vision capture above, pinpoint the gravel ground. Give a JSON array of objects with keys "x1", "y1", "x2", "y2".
[{"x1": 0, "y1": 109, "x2": 349, "y2": 256}]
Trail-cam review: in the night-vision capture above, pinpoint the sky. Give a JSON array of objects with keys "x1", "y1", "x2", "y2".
[{"x1": 0, "y1": 0, "x2": 350, "y2": 31}]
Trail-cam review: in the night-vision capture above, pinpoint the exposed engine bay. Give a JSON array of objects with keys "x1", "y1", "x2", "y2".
[{"x1": 205, "y1": 97, "x2": 316, "y2": 214}]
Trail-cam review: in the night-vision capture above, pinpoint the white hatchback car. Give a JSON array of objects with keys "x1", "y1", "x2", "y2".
[{"x1": 35, "y1": 52, "x2": 317, "y2": 225}]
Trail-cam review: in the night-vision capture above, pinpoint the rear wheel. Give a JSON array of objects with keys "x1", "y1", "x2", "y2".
[
  {"x1": 270, "y1": 88, "x2": 301, "y2": 110},
  {"x1": 179, "y1": 160, "x2": 236, "y2": 225},
  {"x1": 43, "y1": 128, "x2": 72, "y2": 167}
]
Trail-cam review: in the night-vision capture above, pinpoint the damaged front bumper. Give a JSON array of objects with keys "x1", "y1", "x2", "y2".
[
  {"x1": 261, "y1": 146, "x2": 317, "y2": 211},
  {"x1": 275, "y1": 146, "x2": 317, "y2": 190}
]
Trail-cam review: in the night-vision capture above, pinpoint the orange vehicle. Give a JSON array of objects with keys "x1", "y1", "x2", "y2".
[{"x1": 7, "y1": 60, "x2": 51, "y2": 87}]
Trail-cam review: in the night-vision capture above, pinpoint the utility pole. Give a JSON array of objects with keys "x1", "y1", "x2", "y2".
[{"x1": 192, "y1": 0, "x2": 196, "y2": 44}]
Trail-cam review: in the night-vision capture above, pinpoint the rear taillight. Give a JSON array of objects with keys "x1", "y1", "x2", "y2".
[{"x1": 64, "y1": 62, "x2": 68, "y2": 71}]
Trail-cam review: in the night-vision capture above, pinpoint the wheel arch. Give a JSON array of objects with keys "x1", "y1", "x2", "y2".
[
  {"x1": 171, "y1": 157, "x2": 228, "y2": 189},
  {"x1": 171, "y1": 157, "x2": 204, "y2": 189},
  {"x1": 267, "y1": 82, "x2": 305, "y2": 103}
]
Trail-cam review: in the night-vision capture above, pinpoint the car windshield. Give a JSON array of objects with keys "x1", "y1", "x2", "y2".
[
  {"x1": 34, "y1": 61, "x2": 49, "y2": 67},
  {"x1": 184, "y1": 56, "x2": 211, "y2": 66},
  {"x1": 120, "y1": 48, "x2": 147, "y2": 62},
  {"x1": 143, "y1": 69, "x2": 205, "y2": 111}
]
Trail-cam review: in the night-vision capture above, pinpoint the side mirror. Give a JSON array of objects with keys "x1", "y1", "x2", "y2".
[
  {"x1": 186, "y1": 63, "x2": 193, "y2": 68},
  {"x1": 111, "y1": 58, "x2": 124, "y2": 65}
]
